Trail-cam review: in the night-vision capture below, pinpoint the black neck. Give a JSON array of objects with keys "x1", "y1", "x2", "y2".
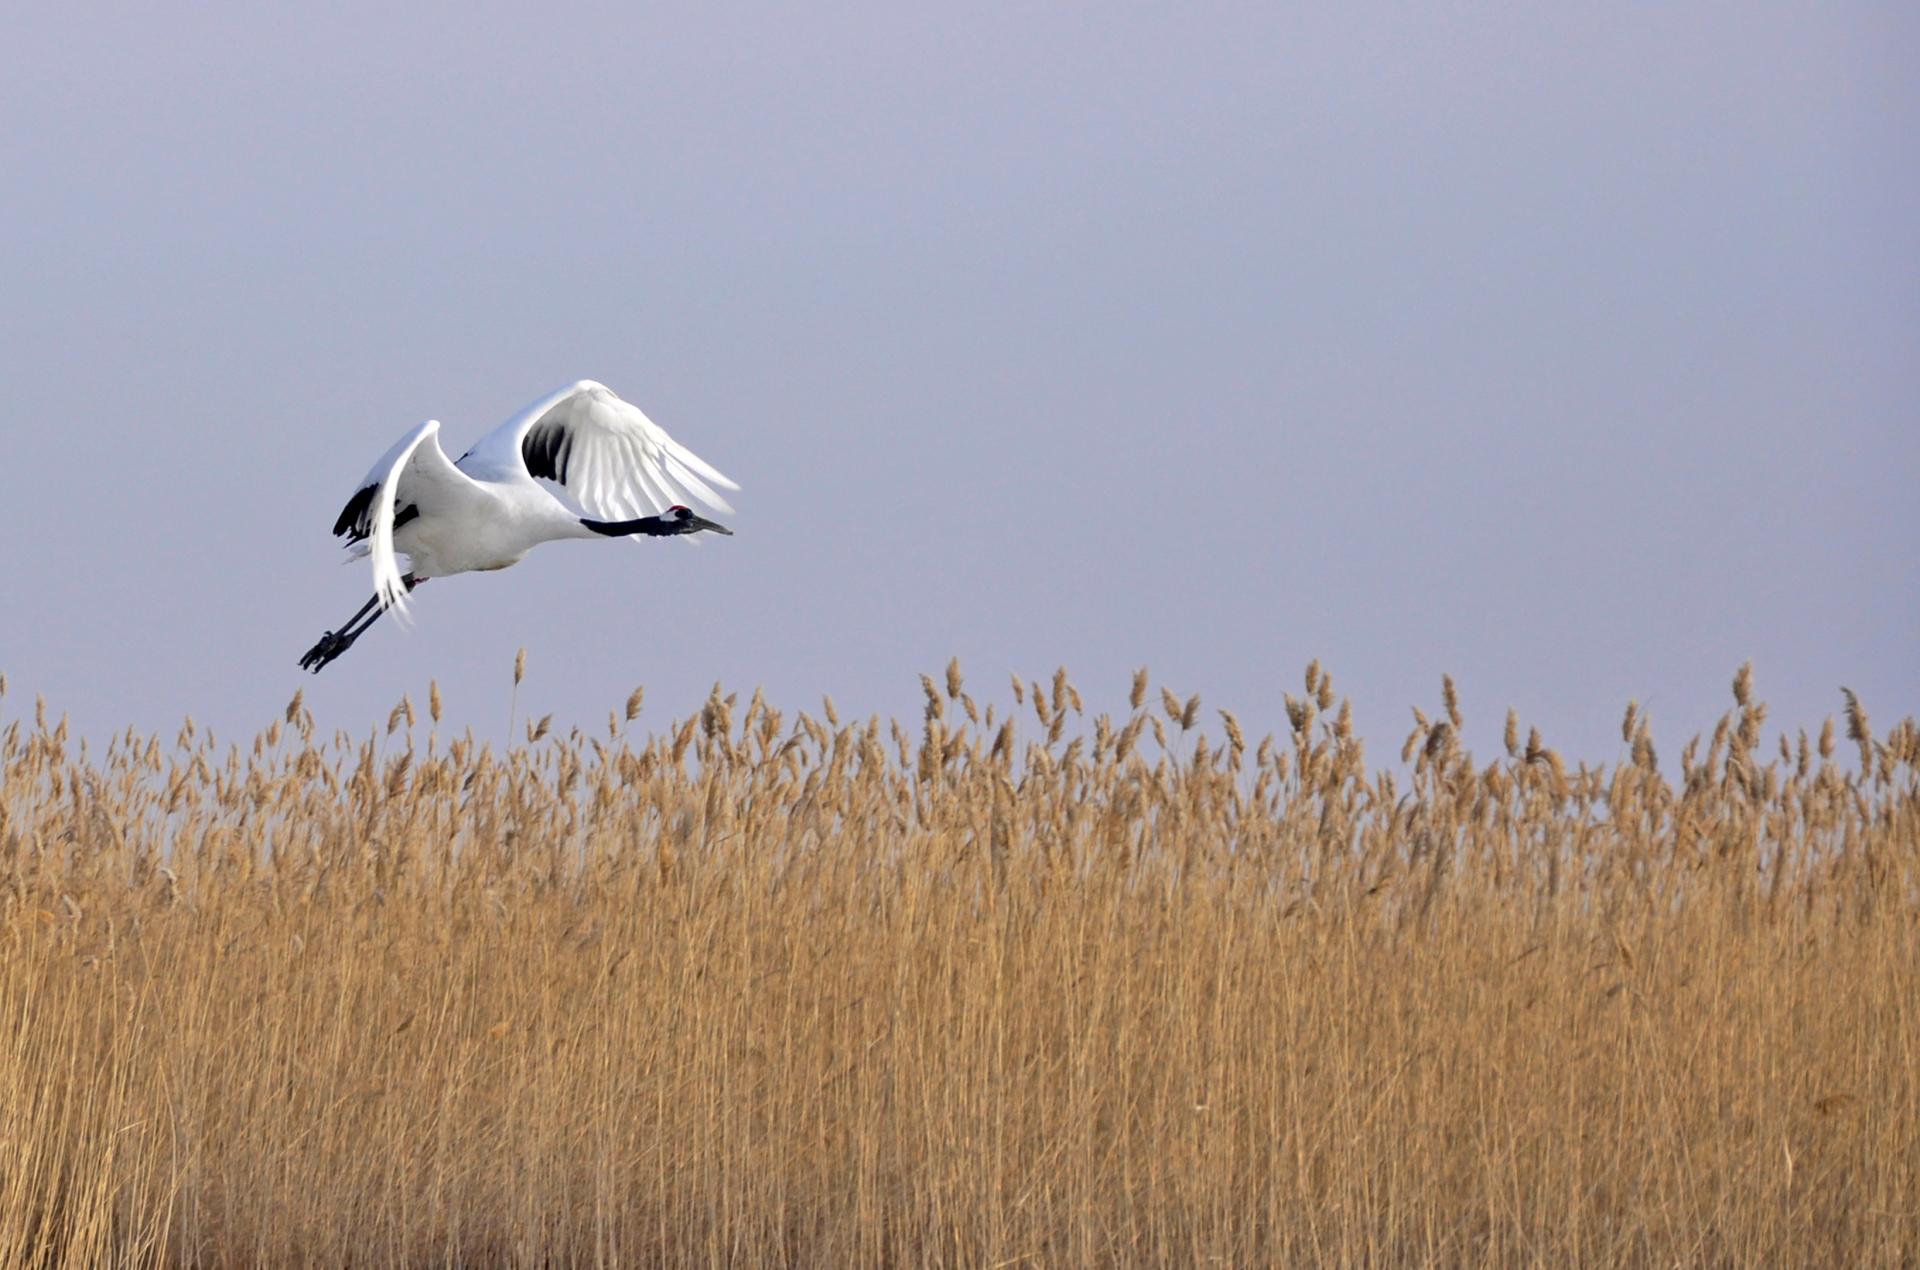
[{"x1": 581, "y1": 513, "x2": 683, "y2": 537}]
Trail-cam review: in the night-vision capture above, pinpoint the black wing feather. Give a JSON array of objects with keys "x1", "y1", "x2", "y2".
[
  {"x1": 331, "y1": 484, "x2": 418, "y2": 544},
  {"x1": 521, "y1": 419, "x2": 574, "y2": 483}
]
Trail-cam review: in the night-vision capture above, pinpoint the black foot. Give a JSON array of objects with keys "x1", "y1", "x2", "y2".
[{"x1": 299, "y1": 629, "x2": 356, "y2": 674}]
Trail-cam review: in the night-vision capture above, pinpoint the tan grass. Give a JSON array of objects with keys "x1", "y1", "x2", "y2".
[{"x1": 0, "y1": 664, "x2": 1916, "y2": 1265}]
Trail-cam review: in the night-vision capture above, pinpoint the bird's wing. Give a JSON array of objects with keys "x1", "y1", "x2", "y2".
[
  {"x1": 329, "y1": 420, "x2": 478, "y2": 617},
  {"x1": 458, "y1": 380, "x2": 739, "y2": 523}
]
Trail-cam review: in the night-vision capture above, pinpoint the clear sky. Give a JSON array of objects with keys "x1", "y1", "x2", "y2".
[{"x1": 3, "y1": 2, "x2": 1914, "y2": 764}]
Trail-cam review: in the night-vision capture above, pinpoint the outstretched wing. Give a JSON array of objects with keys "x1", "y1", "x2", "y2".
[
  {"x1": 329, "y1": 420, "x2": 478, "y2": 617},
  {"x1": 458, "y1": 380, "x2": 739, "y2": 523}
]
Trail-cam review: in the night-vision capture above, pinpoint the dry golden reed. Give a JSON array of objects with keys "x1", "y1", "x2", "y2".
[{"x1": 0, "y1": 664, "x2": 1916, "y2": 1266}]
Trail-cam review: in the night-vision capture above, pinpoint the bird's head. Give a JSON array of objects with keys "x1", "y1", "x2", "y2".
[{"x1": 668, "y1": 505, "x2": 734, "y2": 536}]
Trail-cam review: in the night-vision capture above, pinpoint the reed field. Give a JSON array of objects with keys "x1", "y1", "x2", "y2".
[{"x1": 0, "y1": 660, "x2": 1915, "y2": 1266}]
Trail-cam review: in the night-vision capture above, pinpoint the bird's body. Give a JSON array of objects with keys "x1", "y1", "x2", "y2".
[
  {"x1": 362, "y1": 452, "x2": 575, "y2": 577},
  {"x1": 388, "y1": 480, "x2": 555, "y2": 575},
  {"x1": 300, "y1": 380, "x2": 737, "y2": 672}
]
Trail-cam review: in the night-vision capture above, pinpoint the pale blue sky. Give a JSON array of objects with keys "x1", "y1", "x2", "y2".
[{"x1": 3, "y1": 2, "x2": 1914, "y2": 762}]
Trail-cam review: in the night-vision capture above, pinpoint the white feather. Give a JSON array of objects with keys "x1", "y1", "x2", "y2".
[
  {"x1": 360, "y1": 420, "x2": 440, "y2": 620},
  {"x1": 459, "y1": 380, "x2": 740, "y2": 521}
]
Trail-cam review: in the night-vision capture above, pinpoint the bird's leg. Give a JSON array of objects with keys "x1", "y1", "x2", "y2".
[
  {"x1": 298, "y1": 599, "x2": 382, "y2": 674},
  {"x1": 298, "y1": 575, "x2": 420, "y2": 673}
]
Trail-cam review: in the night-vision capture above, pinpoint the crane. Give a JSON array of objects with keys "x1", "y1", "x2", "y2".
[{"x1": 299, "y1": 380, "x2": 737, "y2": 673}]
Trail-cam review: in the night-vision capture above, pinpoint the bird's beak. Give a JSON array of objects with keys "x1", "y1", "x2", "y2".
[{"x1": 689, "y1": 515, "x2": 733, "y2": 536}]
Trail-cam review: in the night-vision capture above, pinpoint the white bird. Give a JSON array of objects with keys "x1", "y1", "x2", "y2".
[{"x1": 299, "y1": 380, "x2": 738, "y2": 673}]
